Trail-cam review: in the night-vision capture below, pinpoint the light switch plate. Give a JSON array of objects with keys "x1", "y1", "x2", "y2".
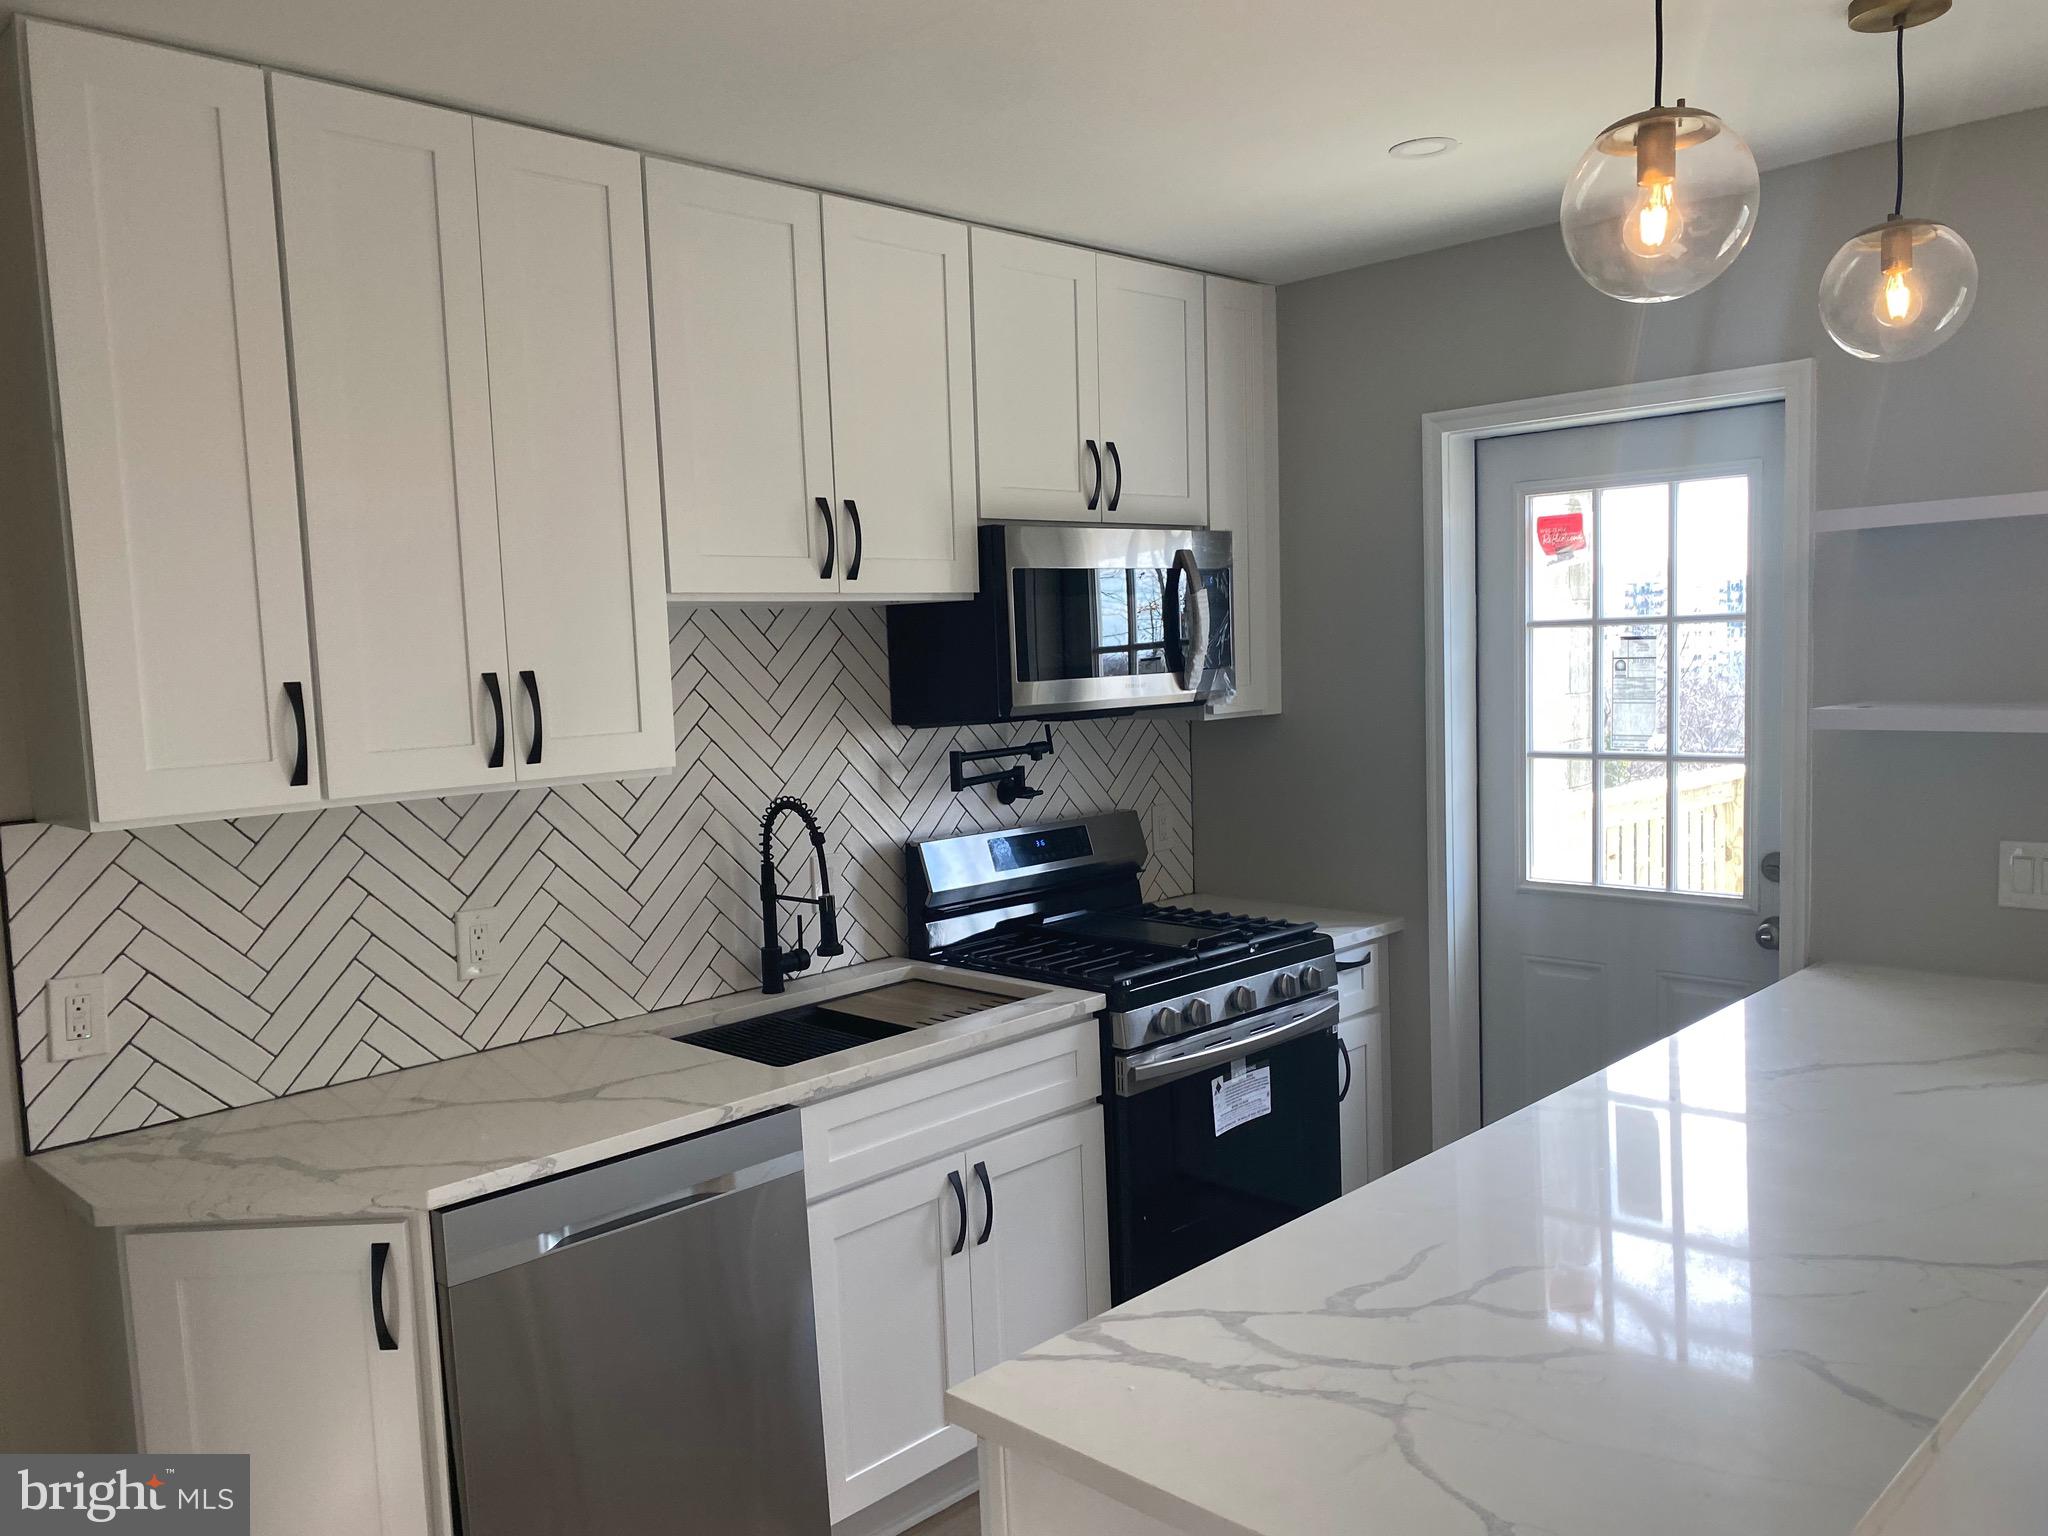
[
  {"x1": 456, "y1": 908, "x2": 505, "y2": 981},
  {"x1": 1998, "y1": 842, "x2": 2048, "y2": 911},
  {"x1": 47, "y1": 974, "x2": 109, "y2": 1062}
]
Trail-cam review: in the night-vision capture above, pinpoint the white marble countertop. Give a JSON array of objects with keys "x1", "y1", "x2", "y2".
[
  {"x1": 1166, "y1": 892, "x2": 1404, "y2": 953},
  {"x1": 948, "y1": 965, "x2": 2048, "y2": 1536},
  {"x1": 31, "y1": 960, "x2": 1102, "y2": 1227}
]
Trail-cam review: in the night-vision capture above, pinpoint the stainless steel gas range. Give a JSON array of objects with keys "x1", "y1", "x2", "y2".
[{"x1": 908, "y1": 812, "x2": 1341, "y2": 1303}]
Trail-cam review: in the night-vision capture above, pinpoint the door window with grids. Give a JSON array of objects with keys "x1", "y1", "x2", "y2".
[{"x1": 1524, "y1": 475, "x2": 1751, "y2": 897}]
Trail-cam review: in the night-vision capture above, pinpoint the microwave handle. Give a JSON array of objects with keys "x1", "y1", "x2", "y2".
[{"x1": 1163, "y1": 549, "x2": 1209, "y2": 692}]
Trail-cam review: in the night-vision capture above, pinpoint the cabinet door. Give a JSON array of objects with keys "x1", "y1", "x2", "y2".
[
  {"x1": 808, "y1": 1153, "x2": 976, "y2": 1523},
  {"x1": 970, "y1": 227, "x2": 1100, "y2": 523},
  {"x1": 1097, "y1": 254, "x2": 1208, "y2": 528},
  {"x1": 967, "y1": 1107, "x2": 1110, "y2": 1373},
  {"x1": 1202, "y1": 276, "x2": 1281, "y2": 718},
  {"x1": 1337, "y1": 1017, "x2": 1371, "y2": 1195},
  {"x1": 273, "y1": 76, "x2": 512, "y2": 800},
  {"x1": 647, "y1": 161, "x2": 840, "y2": 598},
  {"x1": 125, "y1": 1223, "x2": 432, "y2": 1536},
  {"x1": 25, "y1": 22, "x2": 318, "y2": 824},
  {"x1": 821, "y1": 196, "x2": 978, "y2": 599},
  {"x1": 474, "y1": 120, "x2": 673, "y2": 780}
]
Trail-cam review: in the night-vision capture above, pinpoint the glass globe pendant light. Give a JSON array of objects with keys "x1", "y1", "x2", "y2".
[
  {"x1": 1819, "y1": 0, "x2": 1977, "y2": 361},
  {"x1": 1561, "y1": 0, "x2": 1761, "y2": 302}
]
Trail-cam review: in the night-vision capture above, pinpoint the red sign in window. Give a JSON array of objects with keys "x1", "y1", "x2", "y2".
[{"x1": 1536, "y1": 511, "x2": 1587, "y2": 557}]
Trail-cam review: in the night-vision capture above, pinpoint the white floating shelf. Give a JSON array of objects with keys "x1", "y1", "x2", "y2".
[
  {"x1": 1816, "y1": 491, "x2": 2048, "y2": 535},
  {"x1": 1811, "y1": 703, "x2": 2048, "y2": 735}
]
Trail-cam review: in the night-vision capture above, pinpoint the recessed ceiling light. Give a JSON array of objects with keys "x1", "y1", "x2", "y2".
[{"x1": 1388, "y1": 136, "x2": 1460, "y2": 159}]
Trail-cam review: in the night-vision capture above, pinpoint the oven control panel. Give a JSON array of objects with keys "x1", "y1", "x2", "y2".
[{"x1": 1106, "y1": 961, "x2": 1338, "y2": 1051}]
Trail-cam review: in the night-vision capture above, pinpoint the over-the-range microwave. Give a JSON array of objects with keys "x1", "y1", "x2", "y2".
[{"x1": 887, "y1": 523, "x2": 1234, "y2": 727}]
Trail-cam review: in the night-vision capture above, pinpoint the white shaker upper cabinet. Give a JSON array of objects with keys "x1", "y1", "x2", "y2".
[
  {"x1": 1202, "y1": 275, "x2": 1282, "y2": 718},
  {"x1": 23, "y1": 22, "x2": 319, "y2": 825},
  {"x1": 1097, "y1": 255, "x2": 1208, "y2": 528},
  {"x1": 474, "y1": 120, "x2": 674, "y2": 781},
  {"x1": 820, "y1": 196, "x2": 979, "y2": 600},
  {"x1": 273, "y1": 76, "x2": 513, "y2": 801},
  {"x1": 646, "y1": 161, "x2": 840, "y2": 600},
  {"x1": 969, "y1": 228, "x2": 1101, "y2": 523}
]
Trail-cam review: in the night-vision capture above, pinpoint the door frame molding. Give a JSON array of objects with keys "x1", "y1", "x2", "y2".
[{"x1": 1420, "y1": 361, "x2": 1816, "y2": 1148}]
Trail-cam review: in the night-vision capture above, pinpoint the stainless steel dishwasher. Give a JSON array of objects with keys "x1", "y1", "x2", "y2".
[{"x1": 434, "y1": 1109, "x2": 828, "y2": 1534}]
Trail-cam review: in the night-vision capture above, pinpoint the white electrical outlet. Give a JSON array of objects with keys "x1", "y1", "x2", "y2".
[
  {"x1": 456, "y1": 909, "x2": 504, "y2": 980},
  {"x1": 1998, "y1": 842, "x2": 2048, "y2": 911},
  {"x1": 47, "y1": 975, "x2": 108, "y2": 1062}
]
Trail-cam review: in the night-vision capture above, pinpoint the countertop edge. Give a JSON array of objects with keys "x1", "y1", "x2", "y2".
[{"x1": 30, "y1": 963, "x2": 1106, "y2": 1229}]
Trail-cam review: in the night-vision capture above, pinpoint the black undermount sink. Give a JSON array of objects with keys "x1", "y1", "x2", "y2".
[{"x1": 672, "y1": 1006, "x2": 912, "y2": 1068}]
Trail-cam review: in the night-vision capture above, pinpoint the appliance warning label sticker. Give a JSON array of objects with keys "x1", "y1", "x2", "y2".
[{"x1": 1211, "y1": 1062, "x2": 1272, "y2": 1135}]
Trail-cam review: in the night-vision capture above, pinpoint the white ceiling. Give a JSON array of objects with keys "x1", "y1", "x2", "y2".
[{"x1": 11, "y1": 0, "x2": 2048, "y2": 282}]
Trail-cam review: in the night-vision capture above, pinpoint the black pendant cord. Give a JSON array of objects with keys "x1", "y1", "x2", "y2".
[
  {"x1": 1653, "y1": 0, "x2": 1665, "y2": 107},
  {"x1": 1892, "y1": 20, "x2": 1907, "y2": 219}
]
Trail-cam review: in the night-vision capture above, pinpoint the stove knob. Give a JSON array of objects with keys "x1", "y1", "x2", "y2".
[
  {"x1": 1299, "y1": 963, "x2": 1330, "y2": 994},
  {"x1": 1228, "y1": 985, "x2": 1258, "y2": 1014},
  {"x1": 1153, "y1": 1007, "x2": 1182, "y2": 1037},
  {"x1": 1184, "y1": 998, "x2": 1213, "y2": 1029},
  {"x1": 1273, "y1": 970, "x2": 1301, "y2": 1001}
]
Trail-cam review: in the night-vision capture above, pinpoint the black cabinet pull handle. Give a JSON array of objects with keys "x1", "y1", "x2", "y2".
[
  {"x1": 370, "y1": 1241, "x2": 397, "y2": 1351},
  {"x1": 1105, "y1": 440, "x2": 1122, "y2": 512},
  {"x1": 1085, "y1": 439, "x2": 1102, "y2": 511},
  {"x1": 974, "y1": 1160, "x2": 994, "y2": 1245},
  {"x1": 482, "y1": 672, "x2": 505, "y2": 770},
  {"x1": 1336, "y1": 1033, "x2": 1353, "y2": 1103},
  {"x1": 519, "y1": 670, "x2": 542, "y2": 766},
  {"x1": 814, "y1": 495, "x2": 836, "y2": 580},
  {"x1": 946, "y1": 1169, "x2": 967, "y2": 1256},
  {"x1": 284, "y1": 681, "x2": 308, "y2": 787},
  {"x1": 844, "y1": 499, "x2": 863, "y2": 581}
]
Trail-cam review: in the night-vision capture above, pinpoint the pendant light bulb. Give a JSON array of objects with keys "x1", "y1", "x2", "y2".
[
  {"x1": 1561, "y1": 2, "x2": 1759, "y2": 302},
  {"x1": 1819, "y1": 17, "x2": 1976, "y2": 361}
]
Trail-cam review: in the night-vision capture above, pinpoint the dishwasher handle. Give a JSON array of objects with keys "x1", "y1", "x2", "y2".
[{"x1": 437, "y1": 1109, "x2": 806, "y2": 1287}]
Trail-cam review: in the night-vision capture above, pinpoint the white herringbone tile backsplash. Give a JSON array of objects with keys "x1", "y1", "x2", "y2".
[{"x1": 3, "y1": 606, "x2": 1192, "y2": 1150}]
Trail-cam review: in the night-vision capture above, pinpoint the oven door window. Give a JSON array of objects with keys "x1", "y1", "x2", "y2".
[{"x1": 1103, "y1": 1024, "x2": 1338, "y2": 1304}]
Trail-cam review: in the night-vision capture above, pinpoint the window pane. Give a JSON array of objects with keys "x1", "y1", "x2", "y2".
[
  {"x1": 1601, "y1": 759, "x2": 1668, "y2": 889},
  {"x1": 1529, "y1": 491, "x2": 1594, "y2": 620},
  {"x1": 1131, "y1": 570, "x2": 1163, "y2": 642},
  {"x1": 1529, "y1": 758, "x2": 1593, "y2": 883},
  {"x1": 1599, "y1": 483, "x2": 1669, "y2": 618},
  {"x1": 1531, "y1": 627, "x2": 1593, "y2": 750},
  {"x1": 1675, "y1": 476, "x2": 1748, "y2": 615},
  {"x1": 1601, "y1": 625, "x2": 1668, "y2": 752},
  {"x1": 1675, "y1": 761, "x2": 1746, "y2": 896},
  {"x1": 1676, "y1": 620, "x2": 1746, "y2": 754}
]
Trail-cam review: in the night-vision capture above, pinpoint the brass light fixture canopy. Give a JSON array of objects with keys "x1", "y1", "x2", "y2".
[
  {"x1": 1847, "y1": 0, "x2": 1952, "y2": 33},
  {"x1": 1589, "y1": 101, "x2": 1725, "y2": 157}
]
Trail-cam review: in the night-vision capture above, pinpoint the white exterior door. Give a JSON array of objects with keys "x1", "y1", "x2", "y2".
[
  {"x1": 124, "y1": 1223, "x2": 433, "y2": 1536},
  {"x1": 273, "y1": 76, "x2": 512, "y2": 801},
  {"x1": 1478, "y1": 405, "x2": 1786, "y2": 1122},
  {"x1": 808, "y1": 1153, "x2": 977, "y2": 1523},
  {"x1": 26, "y1": 22, "x2": 318, "y2": 824},
  {"x1": 1097, "y1": 255, "x2": 1208, "y2": 528},
  {"x1": 966, "y1": 1107, "x2": 1110, "y2": 1372},
  {"x1": 646, "y1": 161, "x2": 840, "y2": 598},
  {"x1": 1201, "y1": 274, "x2": 1280, "y2": 717},
  {"x1": 474, "y1": 120, "x2": 673, "y2": 781},
  {"x1": 820, "y1": 196, "x2": 979, "y2": 599},
  {"x1": 969, "y1": 228, "x2": 1101, "y2": 523}
]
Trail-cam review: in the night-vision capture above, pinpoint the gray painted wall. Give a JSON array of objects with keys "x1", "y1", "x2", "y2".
[{"x1": 1194, "y1": 107, "x2": 2048, "y2": 1167}]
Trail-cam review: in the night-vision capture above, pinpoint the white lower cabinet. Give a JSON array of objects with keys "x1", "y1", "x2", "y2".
[
  {"x1": 805, "y1": 1065, "x2": 1107, "y2": 1525},
  {"x1": 1336, "y1": 942, "x2": 1391, "y2": 1190},
  {"x1": 123, "y1": 1222, "x2": 435, "y2": 1536}
]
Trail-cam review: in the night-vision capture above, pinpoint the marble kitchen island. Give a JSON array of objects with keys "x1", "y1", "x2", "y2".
[{"x1": 948, "y1": 965, "x2": 2048, "y2": 1536}]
